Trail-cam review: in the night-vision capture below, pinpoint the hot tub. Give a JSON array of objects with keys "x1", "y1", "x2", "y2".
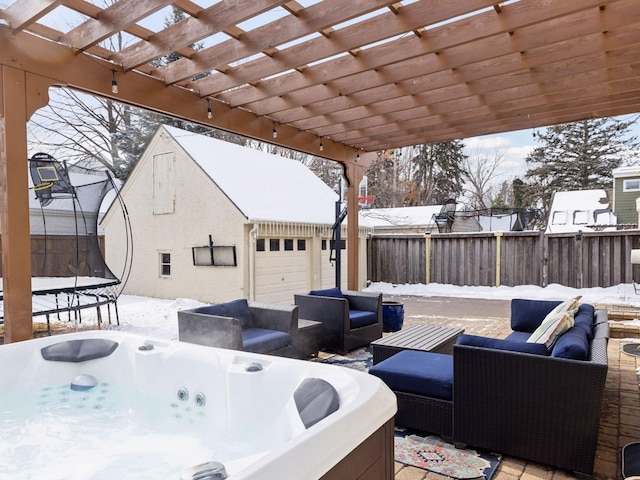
[{"x1": 0, "y1": 331, "x2": 396, "y2": 479}]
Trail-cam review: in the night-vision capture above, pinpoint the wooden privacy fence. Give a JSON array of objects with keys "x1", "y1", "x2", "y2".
[
  {"x1": 367, "y1": 230, "x2": 640, "y2": 288},
  {"x1": 0, "y1": 235, "x2": 106, "y2": 277}
]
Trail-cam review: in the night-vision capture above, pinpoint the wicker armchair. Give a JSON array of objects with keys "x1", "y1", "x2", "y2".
[
  {"x1": 294, "y1": 288, "x2": 382, "y2": 354},
  {"x1": 178, "y1": 299, "x2": 298, "y2": 357}
]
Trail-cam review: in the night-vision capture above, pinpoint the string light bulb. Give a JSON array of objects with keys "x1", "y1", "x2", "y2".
[
  {"x1": 272, "y1": 123, "x2": 278, "y2": 139},
  {"x1": 319, "y1": 137, "x2": 324, "y2": 151},
  {"x1": 111, "y1": 70, "x2": 118, "y2": 94},
  {"x1": 207, "y1": 99, "x2": 213, "y2": 119}
]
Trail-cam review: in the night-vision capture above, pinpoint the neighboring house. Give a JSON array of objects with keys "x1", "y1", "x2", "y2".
[
  {"x1": 612, "y1": 165, "x2": 640, "y2": 226},
  {"x1": 359, "y1": 206, "x2": 443, "y2": 234},
  {"x1": 360, "y1": 204, "x2": 529, "y2": 234},
  {"x1": 101, "y1": 125, "x2": 367, "y2": 304},
  {"x1": 545, "y1": 189, "x2": 616, "y2": 233}
]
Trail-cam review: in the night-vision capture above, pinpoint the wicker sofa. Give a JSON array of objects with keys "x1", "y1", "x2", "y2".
[{"x1": 369, "y1": 298, "x2": 609, "y2": 479}]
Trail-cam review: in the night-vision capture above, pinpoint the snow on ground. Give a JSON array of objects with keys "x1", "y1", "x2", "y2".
[{"x1": 59, "y1": 282, "x2": 640, "y2": 341}]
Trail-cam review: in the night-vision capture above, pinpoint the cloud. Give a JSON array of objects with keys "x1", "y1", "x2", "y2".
[
  {"x1": 465, "y1": 136, "x2": 512, "y2": 150},
  {"x1": 464, "y1": 134, "x2": 537, "y2": 180}
]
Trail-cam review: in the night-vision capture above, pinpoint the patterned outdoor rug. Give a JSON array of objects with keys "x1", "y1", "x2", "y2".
[{"x1": 319, "y1": 347, "x2": 502, "y2": 479}]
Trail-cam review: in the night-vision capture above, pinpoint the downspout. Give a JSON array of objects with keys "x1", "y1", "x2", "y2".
[{"x1": 248, "y1": 223, "x2": 258, "y2": 301}]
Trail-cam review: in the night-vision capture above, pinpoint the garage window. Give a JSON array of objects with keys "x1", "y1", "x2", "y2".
[
  {"x1": 297, "y1": 239, "x2": 306, "y2": 251},
  {"x1": 160, "y1": 253, "x2": 171, "y2": 276},
  {"x1": 284, "y1": 239, "x2": 294, "y2": 251},
  {"x1": 322, "y1": 240, "x2": 327, "y2": 250},
  {"x1": 256, "y1": 238, "x2": 265, "y2": 251},
  {"x1": 270, "y1": 239, "x2": 280, "y2": 251}
]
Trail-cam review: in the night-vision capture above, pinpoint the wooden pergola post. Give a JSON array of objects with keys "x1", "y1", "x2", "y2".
[
  {"x1": 345, "y1": 161, "x2": 364, "y2": 291},
  {"x1": 0, "y1": 65, "x2": 33, "y2": 342}
]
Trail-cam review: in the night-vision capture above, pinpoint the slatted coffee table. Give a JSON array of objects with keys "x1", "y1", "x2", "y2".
[{"x1": 371, "y1": 324, "x2": 464, "y2": 365}]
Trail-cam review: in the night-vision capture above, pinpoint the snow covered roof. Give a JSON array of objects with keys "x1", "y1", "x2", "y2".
[
  {"x1": 546, "y1": 189, "x2": 616, "y2": 233},
  {"x1": 164, "y1": 125, "x2": 338, "y2": 225},
  {"x1": 359, "y1": 205, "x2": 442, "y2": 229},
  {"x1": 612, "y1": 165, "x2": 640, "y2": 178}
]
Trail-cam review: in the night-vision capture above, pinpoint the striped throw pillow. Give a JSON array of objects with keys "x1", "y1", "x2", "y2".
[{"x1": 526, "y1": 296, "x2": 582, "y2": 348}]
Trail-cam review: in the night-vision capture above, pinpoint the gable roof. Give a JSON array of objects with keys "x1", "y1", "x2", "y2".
[
  {"x1": 163, "y1": 125, "x2": 338, "y2": 225},
  {"x1": 546, "y1": 189, "x2": 616, "y2": 233}
]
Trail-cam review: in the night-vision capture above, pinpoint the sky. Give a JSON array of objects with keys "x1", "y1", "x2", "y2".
[
  {"x1": 466, "y1": 113, "x2": 640, "y2": 183},
  {"x1": 52, "y1": 281, "x2": 640, "y2": 342}
]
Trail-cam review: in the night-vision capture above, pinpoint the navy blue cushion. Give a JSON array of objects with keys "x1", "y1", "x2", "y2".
[
  {"x1": 510, "y1": 298, "x2": 562, "y2": 332},
  {"x1": 349, "y1": 310, "x2": 378, "y2": 329},
  {"x1": 504, "y1": 331, "x2": 532, "y2": 343},
  {"x1": 195, "y1": 299, "x2": 254, "y2": 329},
  {"x1": 242, "y1": 328, "x2": 291, "y2": 354},
  {"x1": 308, "y1": 287, "x2": 344, "y2": 298},
  {"x1": 369, "y1": 350, "x2": 453, "y2": 400},
  {"x1": 457, "y1": 333, "x2": 549, "y2": 356},
  {"x1": 573, "y1": 304, "x2": 595, "y2": 340},
  {"x1": 551, "y1": 327, "x2": 589, "y2": 360}
]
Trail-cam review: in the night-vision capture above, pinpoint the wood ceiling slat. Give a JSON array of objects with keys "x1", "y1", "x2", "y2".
[
  {"x1": 0, "y1": 0, "x2": 63, "y2": 30},
  {"x1": 339, "y1": 68, "x2": 640, "y2": 146},
  {"x1": 161, "y1": 0, "x2": 401, "y2": 86},
  {"x1": 171, "y1": 0, "x2": 204, "y2": 18},
  {"x1": 266, "y1": 0, "x2": 636, "y2": 129},
  {"x1": 116, "y1": 0, "x2": 289, "y2": 71},
  {"x1": 194, "y1": 0, "x2": 499, "y2": 98},
  {"x1": 334, "y1": 66, "x2": 640, "y2": 146},
  {"x1": 61, "y1": 0, "x2": 173, "y2": 51},
  {"x1": 367, "y1": 95, "x2": 640, "y2": 150},
  {"x1": 248, "y1": 3, "x2": 634, "y2": 123},
  {"x1": 353, "y1": 76, "x2": 640, "y2": 149},
  {"x1": 310, "y1": 32, "x2": 640, "y2": 139},
  {"x1": 210, "y1": 0, "x2": 608, "y2": 107}
]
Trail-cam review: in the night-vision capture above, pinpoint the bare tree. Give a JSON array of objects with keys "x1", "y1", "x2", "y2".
[{"x1": 463, "y1": 149, "x2": 505, "y2": 209}]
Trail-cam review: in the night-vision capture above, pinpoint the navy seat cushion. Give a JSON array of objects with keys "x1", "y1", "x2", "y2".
[
  {"x1": 573, "y1": 304, "x2": 595, "y2": 340},
  {"x1": 369, "y1": 350, "x2": 453, "y2": 400},
  {"x1": 457, "y1": 333, "x2": 549, "y2": 356},
  {"x1": 504, "y1": 331, "x2": 532, "y2": 343},
  {"x1": 308, "y1": 287, "x2": 344, "y2": 298},
  {"x1": 510, "y1": 298, "x2": 562, "y2": 332},
  {"x1": 242, "y1": 328, "x2": 291, "y2": 354},
  {"x1": 195, "y1": 299, "x2": 254, "y2": 329},
  {"x1": 349, "y1": 310, "x2": 378, "y2": 329},
  {"x1": 551, "y1": 326, "x2": 589, "y2": 360}
]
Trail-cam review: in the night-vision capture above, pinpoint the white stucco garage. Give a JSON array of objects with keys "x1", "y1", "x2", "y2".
[{"x1": 102, "y1": 125, "x2": 366, "y2": 305}]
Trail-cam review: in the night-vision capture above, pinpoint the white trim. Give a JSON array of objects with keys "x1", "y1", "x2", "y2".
[{"x1": 623, "y1": 178, "x2": 640, "y2": 192}]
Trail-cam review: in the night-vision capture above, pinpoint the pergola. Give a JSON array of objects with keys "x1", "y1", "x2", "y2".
[{"x1": 1, "y1": 0, "x2": 639, "y2": 342}]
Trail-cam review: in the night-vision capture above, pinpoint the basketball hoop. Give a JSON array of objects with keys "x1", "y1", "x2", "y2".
[{"x1": 358, "y1": 195, "x2": 376, "y2": 209}]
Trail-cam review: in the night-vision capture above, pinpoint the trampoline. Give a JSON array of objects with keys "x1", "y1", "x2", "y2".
[{"x1": 0, "y1": 153, "x2": 132, "y2": 333}]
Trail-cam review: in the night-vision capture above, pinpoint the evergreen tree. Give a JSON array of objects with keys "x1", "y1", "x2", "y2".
[
  {"x1": 404, "y1": 141, "x2": 467, "y2": 206},
  {"x1": 365, "y1": 149, "x2": 406, "y2": 208},
  {"x1": 524, "y1": 118, "x2": 638, "y2": 218},
  {"x1": 512, "y1": 178, "x2": 525, "y2": 208}
]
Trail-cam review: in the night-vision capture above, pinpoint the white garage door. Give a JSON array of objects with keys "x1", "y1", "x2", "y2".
[{"x1": 255, "y1": 237, "x2": 311, "y2": 304}]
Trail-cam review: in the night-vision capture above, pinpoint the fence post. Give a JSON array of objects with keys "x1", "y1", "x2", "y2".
[
  {"x1": 495, "y1": 231, "x2": 503, "y2": 287},
  {"x1": 424, "y1": 232, "x2": 431, "y2": 284},
  {"x1": 576, "y1": 230, "x2": 583, "y2": 289}
]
